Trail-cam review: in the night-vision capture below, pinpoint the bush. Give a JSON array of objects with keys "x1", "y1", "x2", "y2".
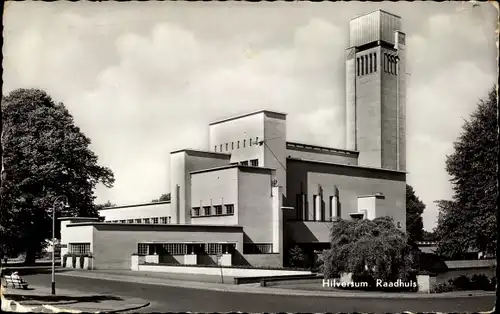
[
  {"x1": 79, "y1": 256, "x2": 85, "y2": 269},
  {"x1": 431, "y1": 282, "x2": 455, "y2": 293},
  {"x1": 452, "y1": 274, "x2": 472, "y2": 290},
  {"x1": 71, "y1": 256, "x2": 76, "y2": 268},
  {"x1": 471, "y1": 274, "x2": 490, "y2": 290}
]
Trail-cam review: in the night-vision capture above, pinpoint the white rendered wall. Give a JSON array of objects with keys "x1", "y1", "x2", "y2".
[
  {"x1": 209, "y1": 113, "x2": 265, "y2": 165},
  {"x1": 190, "y1": 167, "x2": 239, "y2": 225},
  {"x1": 98, "y1": 203, "x2": 172, "y2": 221},
  {"x1": 357, "y1": 196, "x2": 376, "y2": 220}
]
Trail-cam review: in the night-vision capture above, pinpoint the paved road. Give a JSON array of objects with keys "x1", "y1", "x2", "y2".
[{"x1": 22, "y1": 273, "x2": 494, "y2": 313}]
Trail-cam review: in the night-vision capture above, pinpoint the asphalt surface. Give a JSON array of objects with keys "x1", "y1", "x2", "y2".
[{"x1": 20, "y1": 273, "x2": 495, "y2": 313}]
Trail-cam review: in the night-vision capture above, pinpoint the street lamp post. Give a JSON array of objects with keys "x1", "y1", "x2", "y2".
[{"x1": 52, "y1": 196, "x2": 68, "y2": 295}]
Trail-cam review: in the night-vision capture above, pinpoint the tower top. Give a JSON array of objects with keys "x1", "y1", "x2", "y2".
[{"x1": 349, "y1": 9, "x2": 402, "y2": 48}]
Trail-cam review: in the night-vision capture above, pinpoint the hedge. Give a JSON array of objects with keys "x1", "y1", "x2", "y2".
[{"x1": 431, "y1": 274, "x2": 496, "y2": 293}]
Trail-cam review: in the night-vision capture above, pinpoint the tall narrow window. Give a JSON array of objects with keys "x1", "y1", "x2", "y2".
[
  {"x1": 395, "y1": 58, "x2": 398, "y2": 75},
  {"x1": 357, "y1": 58, "x2": 360, "y2": 76},
  {"x1": 249, "y1": 138, "x2": 252, "y2": 146},
  {"x1": 225, "y1": 143, "x2": 228, "y2": 151},
  {"x1": 231, "y1": 142, "x2": 234, "y2": 150},
  {"x1": 243, "y1": 139, "x2": 246, "y2": 147},
  {"x1": 360, "y1": 58, "x2": 364, "y2": 75},
  {"x1": 374, "y1": 53, "x2": 377, "y2": 72},
  {"x1": 220, "y1": 144, "x2": 223, "y2": 151},
  {"x1": 369, "y1": 54, "x2": 373, "y2": 73},
  {"x1": 214, "y1": 146, "x2": 217, "y2": 152},
  {"x1": 364, "y1": 55, "x2": 368, "y2": 75},
  {"x1": 256, "y1": 137, "x2": 259, "y2": 145},
  {"x1": 237, "y1": 141, "x2": 240, "y2": 149}
]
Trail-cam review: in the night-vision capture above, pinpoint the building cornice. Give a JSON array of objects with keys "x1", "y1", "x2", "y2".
[
  {"x1": 286, "y1": 141, "x2": 359, "y2": 156},
  {"x1": 98, "y1": 201, "x2": 171, "y2": 211},
  {"x1": 170, "y1": 149, "x2": 231, "y2": 158},
  {"x1": 209, "y1": 109, "x2": 287, "y2": 126},
  {"x1": 287, "y1": 157, "x2": 407, "y2": 174}
]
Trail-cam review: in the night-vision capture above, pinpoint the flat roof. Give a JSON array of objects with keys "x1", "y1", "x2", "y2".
[
  {"x1": 209, "y1": 109, "x2": 287, "y2": 126},
  {"x1": 287, "y1": 157, "x2": 407, "y2": 174},
  {"x1": 170, "y1": 149, "x2": 231, "y2": 157},
  {"x1": 350, "y1": 9, "x2": 401, "y2": 21},
  {"x1": 190, "y1": 163, "x2": 275, "y2": 175},
  {"x1": 286, "y1": 141, "x2": 359, "y2": 156},
  {"x1": 58, "y1": 217, "x2": 101, "y2": 221},
  {"x1": 98, "y1": 201, "x2": 171, "y2": 211},
  {"x1": 67, "y1": 222, "x2": 243, "y2": 230}
]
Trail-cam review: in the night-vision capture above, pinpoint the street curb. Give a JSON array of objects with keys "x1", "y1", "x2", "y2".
[{"x1": 59, "y1": 271, "x2": 497, "y2": 299}]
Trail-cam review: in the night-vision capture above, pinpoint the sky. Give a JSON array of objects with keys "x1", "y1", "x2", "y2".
[{"x1": 3, "y1": 1, "x2": 498, "y2": 230}]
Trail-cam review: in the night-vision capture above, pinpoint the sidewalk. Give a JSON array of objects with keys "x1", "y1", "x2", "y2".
[
  {"x1": 1, "y1": 284, "x2": 150, "y2": 313},
  {"x1": 59, "y1": 269, "x2": 496, "y2": 299}
]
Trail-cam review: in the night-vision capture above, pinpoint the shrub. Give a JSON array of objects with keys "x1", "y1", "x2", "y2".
[
  {"x1": 288, "y1": 245, "x2": 305, "y2": 268},
  {"x1": 471, "y1": 274, "x2": 490, "y2": 290},
  {"x1": 431, "y1": 282, "x2": 455, "y2": 293},
  {"x1": 62, "y1": 255, "x2": 67, "y2": 267},
  {"x1": 71, "y1": 255, "x2": 76, "y2": 268},
  {"x1": 452, "y1": 274, "x2": 472, "y2": 290},
  {"x1": 79, "y1": 256, "x2": 85, "y2": 269}
]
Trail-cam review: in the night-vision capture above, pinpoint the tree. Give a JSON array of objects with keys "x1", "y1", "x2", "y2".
[
  {"x1": 151, "y1": 193, "x2": 170, "y2": 203},
  {"x1": 434, "y1": 87, "x2": 497, "y2": 258},
  {"x1": 421, "y1": 230, "x2": 437, "y2": 242},
  {"x1": 95, "y1": 200, "x2": 117, "y2": 211},
  {"x1": 1, "y1": 89, "x2": 115, "y2": 263},
  {"x1": 406, "y1": 184, "x2": 425, "y2": 242},
  {"x1": 321, "y1": 216, "x2": 417, "y2": 283}
]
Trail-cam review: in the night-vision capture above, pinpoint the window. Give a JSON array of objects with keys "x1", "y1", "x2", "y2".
[
  {"x1": 243, "y1": 140, "x2": 246, "y2": 147},
  {"x1": 357, "y1": 58, "x2": 360, "y2": 76},
  {"x1": 135, "y1": 219, "x2": 141, "y2": 224},
  {"x1": 226, "y1": 143, "x2": 228, "y2": 151},
  {"x1": 205, "y1": 243, "x2": 223, "y2": 255},
  {"x1": 120, "y1": 220, "x2": 126, "y2": 223},
  {"x1": 220, "y1": 144, "x2": 223, "y2": 151},
  {"x1": 192, "y1": 207, "x2": 200, "y2": 217},
  {"x1": 240, "y1": 160, "x2": 248, "y2": 166},
  {"x1": 168, "y1": 217, "x2": 171, "y2": 224},
  {"x1": 162, "y1": 243, "x2": 187, "y2": 255},
  {"x1": 231, "y1": 142, "x2": 234, "y2": 149},
  {"x1": 237, "y1": 141, "x2": 240, "y2": 149},
  {"x1": 69, "y1": 243, "x2": 90, "y2": 255},
  {"x1": 364, "y1": 55, "x2": 368, "y2": 75},
  {"x1": 369, "y1": 54, "x2": 373, "y2": 73},
  {"x1": 152, "y1": 217, "x2": 159, "y2": 224},
  {"x1": 160, "y1": 217, "x2": 168, "y2": 224},
  {"x1": 374, "y1": 53, "x2": 377, "y2": 72},
  {"x1": 250, "y1": 159, "x2": 258, "y2": 167},
  {"x1": 256, "y1": 137, "x2": 259, "y2": 144},
  {"x1": 214, "y1": 205, "x2": 222, "y2": 215},
  {"x1": 203, "y1": 206, "x2": 211, "y2": 216},
  {"x1": 138, "y1": 243, "x2": 148, "y2": 255},
  {"x1": 214, "y1": 146, "x2": 217, "y2": 152},
  {"x1": 127, "y1": 219, "x2": 133, "y2": 224},
  {"x1": 225, "y1": 204, "x2": 234, "y2": 215},
  {"x1": 249, "y1": 138, "x2": 252, "y2": 146},
  {"x1": 143, "y1": 218, "x2": 150, "y2": 224},
  {"x1": 243, "y1": 243, "x2": 273, "y2": 254}
]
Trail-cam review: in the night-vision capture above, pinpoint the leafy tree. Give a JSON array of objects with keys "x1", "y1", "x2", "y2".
[
  {"x1": 95, "y1": 200, "x2": 117, "y2": 211},
  {"x1": 151, "y1": 193, "x2": 170, "y2": 203},
  {"x1": 1, "y1": 89, "x2": 114, "y2": 263},
  {"x1": 321, "y1": 217, "x2": 417, "y2": 283},
  {"x1": 406, "y1": 184, "x2": 425, "y2": 242},
  {"x1": 421, "y1": 230, "x2": 438, "y2": 242},
  {"x1": 434, "y1": 87, "x2": 497, "y2": 258}
]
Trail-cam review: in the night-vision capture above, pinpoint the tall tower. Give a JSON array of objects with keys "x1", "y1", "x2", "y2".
[{"x1": 345, "y1": 10, "x2": 406, "y2": 171}]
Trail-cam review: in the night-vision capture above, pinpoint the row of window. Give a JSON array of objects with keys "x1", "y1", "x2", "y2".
[
  {"x1": 137, "y1": 243, "x2": 273, "y2": 255},
  {"x1": 356, "y1": 52, "x2": 398, "y2": 76},
  {"x1": 243, "y1": 243, "x2": 273, "y2": 254},
  {"x1": 192, "y1": 204, "x2": 234, "y2": 217},
  {"x1": 239, "y1": 159, "x2": 259, "y2": 167},
  {"x1": 138, "y1": 243, "x2": 236, "y2": 256},
  {"x1": 106, "y1": 216, "x2": 172, "y2": 224},
  {"x1": 69, "y1": 243, "x2": 91, "y2": 255},
  {"x1": 296, "y1": 194, "x2": 340, "y2": 221},
  {"x1": 214, "y1": 137, "x2": 260, "y2": 153},
  {"x1": 357, "y1": 53, "x2": 377, "y2": 76}
]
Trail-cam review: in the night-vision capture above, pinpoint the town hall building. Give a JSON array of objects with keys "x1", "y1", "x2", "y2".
[{"x1": 60, "y1": 9, "x2": 407, "y2": 269}]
